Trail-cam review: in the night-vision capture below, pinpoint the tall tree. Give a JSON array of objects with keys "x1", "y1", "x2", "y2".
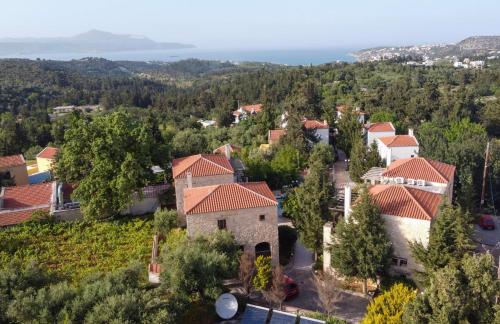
[
  {"x1": 330, "y1": 187, "x2": 391, "y2": 294},
  {"x1": 337, "y1": 107, "x2": 362, "y2": 157}
]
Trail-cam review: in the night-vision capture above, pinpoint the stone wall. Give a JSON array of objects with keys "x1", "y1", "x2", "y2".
[{"x1": 186, "y1": 205, "x2": 279, "y2": 265}]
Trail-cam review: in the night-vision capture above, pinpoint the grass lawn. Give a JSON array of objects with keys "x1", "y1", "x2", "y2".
[{"x1": 0, "y1": 215, "x2": 153, "y2": 282}]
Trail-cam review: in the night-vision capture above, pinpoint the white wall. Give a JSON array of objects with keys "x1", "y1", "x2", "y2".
[
  {"x1": 377, "y1": 140, "x2": 419, "y2": 165},
  {"x1": 313, "y1": 128, "x2": 329, "y2": 144},
  {"x1": 367, "y1": 130, "x2": 395, "y2": 146}
]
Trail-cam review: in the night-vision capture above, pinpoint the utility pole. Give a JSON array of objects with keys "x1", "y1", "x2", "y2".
[{"x1": 480, "y1": 140, "x2": 491, "y2": 208}]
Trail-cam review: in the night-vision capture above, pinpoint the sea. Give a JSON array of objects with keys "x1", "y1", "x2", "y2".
[{"x1": 0, "y1": 47, "x2": 358, "y2": 65}]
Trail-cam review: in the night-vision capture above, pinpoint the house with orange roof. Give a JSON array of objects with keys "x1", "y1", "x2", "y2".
[
  {"x1": 0, "y1": 154, "x2": 29, "y2": 186},
  {"x1": 362, "y1": 157, "x2": 456, "y2": 202},
  {"x1": 232, "y1": 104, "x2": 263, "y2": 124},
  {"x1": 36, "y1": 147, "x2": 59, "y2": 172},
  {"x1": 184, "y1": 181, "x2": 279, "y2": 264},
  {"x1": 365, "y1": 122, "x2": 396, "y2": 146},
  {"x1": 303, "y1": 119, "x2": 329, "y2": 144},
  {"x1": 375, "y1": 130, "x2": 419, "y2": 166},
  {"x1": 324, "y1": 184, "x2": 444, "y2": 276},
  {"x1": 0, "y1": 182, "x2": 55, "y2": 226},
  {"x1": 172, "y1": 154, "x2": 235, "y2": 223},
  {"x1": 268, "y1": 129, "x2": 286, "y2": 145}
]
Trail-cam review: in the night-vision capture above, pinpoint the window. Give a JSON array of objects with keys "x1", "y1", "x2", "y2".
[
  {"x1": 391, "y1": 258, "x2": 399, "y2": 266},
  {"x1": 399, "y1": 258, "x2": 408, "y2": 266},
  {"x1": 392, "y1": 257, "x2": 408, "y2": 267},
  {"x1": 259, "y1": 214, "x2": 266, "y2": 221},
  {"x1": 217, "y1": 219, "x2": 226, "y2": 230}
]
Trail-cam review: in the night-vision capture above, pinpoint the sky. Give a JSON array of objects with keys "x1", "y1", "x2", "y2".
[{"x1": 1, "y1": 0, "x2": 499, "y2": 49}]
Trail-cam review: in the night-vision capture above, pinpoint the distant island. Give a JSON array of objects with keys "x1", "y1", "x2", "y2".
[
  {"x1": 353, "y1": 36, "x2": 500, "y2": 62},
  {"x1": 0, "y1": 30, "x2": 195, "y2": 56}
]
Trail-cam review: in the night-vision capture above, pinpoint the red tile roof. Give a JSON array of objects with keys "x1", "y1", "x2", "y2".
[
  {"x1": 37, "y1": 147, "x2": 59, "y2": 159},
  {"x1": 184, "y1": 182, "x2": 277, "y2": 215},
  {"x1": 0, "y1": 182, "x2": 54, "y2": 226},
  {"x1": 240, "y1": 104, "x2": 263, "y2": 113},
  {"x1": 213, "y1": 144, "x2": 242, "y2": 155},
  {"x1": 268, "y1": 129, "x2": 286, "y2": 143},
  {"x1": 303, "y1": 119, "x2": 329, "y2": 129},
  {"x1": 172, "y1": 154, "x2": 234, "y2": 179},
  {"x1": 367, "y1": 122, "x2": 395, "y2": 132},
  {"x1": 382, "y1": 157, "x2": 455, "y2": 184},
  {"x1": 378, "y1": 135, "x2": 418, "y2": 147},
  {"x1": 0, "y1": 155, "x2": 25, "y2": 168},
  {"x1": 369, "y1": 185, "x2": 442, "y2": 220}
]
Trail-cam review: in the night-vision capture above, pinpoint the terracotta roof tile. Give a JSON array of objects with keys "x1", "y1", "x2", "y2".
[
  {"x1": 37, "y1": 147, "x2": 59, "y2": 159},
  {"x1": 367, "y1": 122, "x2": 395, "y2": 132},
  {"x1": 0, "y1": 208, "x2": 50, "y2": 227},
  {"x1": 303, "y1": 119, "x2": 329, "y2": 129},
  {"x1": 0, "y1": 155, "x2": 25, "y2": 168},
  {"x1": 268, "y1": 129, "x2": 286, "y2": 143},
  {"x1": 184, "y1": 182, "x2": 277, "y2": 214},
  {"x1": 213, "y1": 144, "x2": 242, "y2": 155},
  {"x1": 369, "y1": 185, "x2": 442, "y2": 220},
  {"x1": 378, "y1": 135, "x2": 418, "y2": 147},
  {"x1": 240, "y1": 104, "x2": 263, "y2": 113},
  {"x1": 172, "y1": 154, "x2": 234, "y2": 179},
  {"x1": 382, "y1": 157, "x2": 455, "y2": 184}
]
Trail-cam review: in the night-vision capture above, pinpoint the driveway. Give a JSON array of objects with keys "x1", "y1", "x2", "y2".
[
  {"x1": 473, "y1": 215, "x2": 500, "y2": 266},
  {"x1": 283, "y1": 242, "x2": 369, "y2": 323}
]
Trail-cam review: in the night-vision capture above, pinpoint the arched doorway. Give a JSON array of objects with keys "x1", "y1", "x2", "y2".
[{"x1": 255, "y1": 242, "x2": 271, "y2": 258}]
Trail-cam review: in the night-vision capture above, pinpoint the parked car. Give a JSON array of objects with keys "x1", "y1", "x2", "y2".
[
  {"x1": 479, "y1": 215, "x2": 495, "y2": 230},
  {"x1": 283, "y1": 276, "x2": 299, "y2": 300}
]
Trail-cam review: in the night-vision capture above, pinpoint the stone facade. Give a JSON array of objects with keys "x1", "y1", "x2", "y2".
[
  {"x1": 186, "y1": 205, "x2": 279, "y2": 265},
  {"x1": 175, "y1": 173, "x2": 234, "y2": 224},
  {"x1": 381, "y1": 214, "x2": 431, "y2": 275}
]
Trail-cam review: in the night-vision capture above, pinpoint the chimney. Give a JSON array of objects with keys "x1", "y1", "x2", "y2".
[
  {"x1": 186, "y1": 172, "x2": 193, "y2": 188},
  {"x1": 344, "y1": 185, "x2": 352, "y2": 221},
  {"x1": 408, "y1": 128, "x2": 414, "y2": 137},
  {"x1": 323, "y1": 120, "x2": 328, "y2": 126},
  {"x1": 224, "y1": 144, "x2": 231, "y2": 160},
  {"x1": 386, "y1": 148, "x2": 392, "y2": 167}
]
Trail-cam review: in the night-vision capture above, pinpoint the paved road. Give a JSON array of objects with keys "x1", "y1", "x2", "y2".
[
  {"x1": 333, "y1": 150, "x2": 355, "y2": 189},
  {"x1": 473, "y1": 216, "x2": 500, "y2": 268}
]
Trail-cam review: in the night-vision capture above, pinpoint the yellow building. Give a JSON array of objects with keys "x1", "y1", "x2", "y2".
[{"x1": 36, "y1": 147, "x2": 59, "y2": 172}]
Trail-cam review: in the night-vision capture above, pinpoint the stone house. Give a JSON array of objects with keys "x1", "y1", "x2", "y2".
[
  {"x1": 184, "y1": 181, "x2": 279, "y2": 264},
  {"x1": 36, "y1": 147, "x2": 59, "y2": 172},
  {"x1": 365, "y1": 122, "x2": 396, "y2": 146},
  {"x1": 172, "y1": 154, "x2": 235, "y2": 224},
  {"x1": 0, "y1": 154, "x2": 29, "y2": 186}
]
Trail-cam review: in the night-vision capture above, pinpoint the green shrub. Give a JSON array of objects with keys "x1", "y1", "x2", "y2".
[
  {"x1": 362, "y1": 283, "x2": 416, "y2": 324},
  {"x1": 153, "y1": 208, "x2": 177, "y2": 237}
]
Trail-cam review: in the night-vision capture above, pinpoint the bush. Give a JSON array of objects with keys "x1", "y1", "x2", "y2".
[
  {"x1": 362, "y1": 283, "x2": 416, "y2": 324},
  {"x1": 24, "y1": 145, "x2": 43, "y2": 161},
  {"x1": 153, "y1": 208, "x2": 177, "y2": 238},
  {"x1": 26, "y1": 210, "x2": 54, "y2": 223},
  {"x1": 278, "y1": 225, "x2": 297, "y2": 265},
  {"x1": 303, "y1": 311, "x2": 348, "y2": 324}
]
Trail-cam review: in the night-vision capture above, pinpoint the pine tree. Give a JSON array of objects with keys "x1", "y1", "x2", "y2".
[{"x1": 330, "y1": 187, "x2": 391, "y2": 294}]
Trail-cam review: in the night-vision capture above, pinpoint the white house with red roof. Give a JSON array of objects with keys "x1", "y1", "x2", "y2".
[
  {"x1": 172, "y1": 154, "x2": 235, "y2": 223},
  {"x1": 376, "y1": 130, "x2": 419, "y2": 166},
  {"x1": 232, "y1": 104, "x2": 263, "y2": 124},
  {"x1": 0, "y1": 182, "x2": 55, "y2": 226},
  {"x1": 184, "y1": 181, "x2": 279, "y2": 264},
  {"x1": 303, "y1": 119, "x2": 329, "y2": 144},
  {"x1": 336, "y1": 105, "x2": 366, "y2": 124},
  {"x1": 366, "y1": 122, "x2": 396, "y2": 146},
  {"x1": 0, "y1": 154, "x2": 29, "y2": 186}
]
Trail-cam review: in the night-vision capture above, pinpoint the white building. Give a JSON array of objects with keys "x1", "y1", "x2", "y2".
[
  {"x1": 303, "y1": 119, "x2": 329, "y2": 144},
  {"x1": 336, "y1": 105, "x2": 366, "y2": 124},
  {"x1": 366, "y1": 122, "x2": 396, "y2": 146},
  {"x1": 376, "y1": 130, "x2": 419, "y2": 166},
  {"x1": 232, "y1": 104, "x2": 263, "y2": 124}
]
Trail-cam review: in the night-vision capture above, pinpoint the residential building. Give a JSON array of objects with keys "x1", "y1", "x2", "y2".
[
  {"x1": 172, "y1": 154, "x2": 235, "y2": 223},
  {"x1": 376, "y1": 130, "x2": 419, "y2": 166},
  {"x1": 36, "y1": 147, "x2": 59, "y2": 172},
  {"x1": 361, "y1": 157, "x2": 456, "y2": 202},
  {"x1": 268, "y1": 129, "x2": 286, "y2": 145},
  {"x1": 336, "y1": 105, "x2": 366, "y2": 124},
  {"x1": 213, "y1": 143, "x2": 241, "y2": 156},
  {"x1": 0, "y1": 155, "x2": 29, "y2": 186},
  {"x1": 365, "y1": 122, "x2": 396, "y2": 146},
  {"x1": 198, "y1": 119, "x2": 216, "y2": 128},
  {"x1": 0, "y1": 182, "x2": 55, "y2": 226},
  {"x1": 213, "y1": 144, "x2": 245, "y2": 182},
  {"x1": 232, "y1": 104, "x2": 263, "y2": 124},
  {"x1": 303, "y1": 119, "x2": 329, "y2": 144},
  {"x1": 184, "y1": 182, "x2": 279, "y2": 264}
]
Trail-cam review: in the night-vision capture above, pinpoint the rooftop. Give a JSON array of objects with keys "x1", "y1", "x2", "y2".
[
  {"x1": 213, "y1": 144, "x2": 242, "y2": 155},
  {"x1": 0, "y1": 154, "x2": 25, "y2": 169},
  {"x1": 378, "y1": 135, "x2": 418, "y2": 147},
  {"x1": 382, "y1": 157, "x2": 455, "y2": 184},
  {"x1": 268, "y1": 129, "x2": 286, "y2": 142},
  {"x1": 369, "y1": 184, "x2": 442, "y2": 220},
  {"x1": 240, "y1": 104, "x2": 263, "y2": 114},
  {"x1": 0, "y1": 182, "x2": 54, "y2": 226},
  {"x1": 366, "y1": 122, "x2": 395, "y2": 132},
  {"x1": 172, "y1": 154, "x2": 234, "y2": 179},
  {"x1": 37, "y1": 147, "x2": 59, "y2": 160},
  {"x1": 303, "y1": 119, "x2": 329, "y2": 129},
  {"x1": 184, "y1": 182, "x2": 277, "y2": 214}
]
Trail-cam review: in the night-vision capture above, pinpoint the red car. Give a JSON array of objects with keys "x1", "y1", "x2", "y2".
[
  {"x1": 479, "y1": 215, "x2": 496, "y2": 230},
  {"x1": 283, "y1": 276, "x2": 299, "y2": 300}
]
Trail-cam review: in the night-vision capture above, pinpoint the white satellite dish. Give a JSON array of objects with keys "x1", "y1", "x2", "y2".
[{"x1": 215, "y1": 293, "x2": 238, "y2": 319}]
